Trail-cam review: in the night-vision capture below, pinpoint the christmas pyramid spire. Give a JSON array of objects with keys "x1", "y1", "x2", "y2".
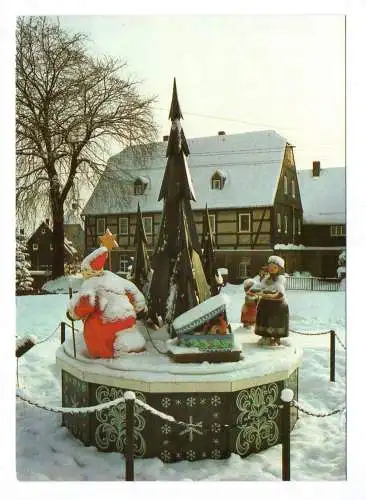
[{"x1": 148, "y1": 79, "x2": 211, "y2": 329}]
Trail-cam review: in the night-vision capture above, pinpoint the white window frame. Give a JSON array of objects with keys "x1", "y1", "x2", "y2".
[
  {"x1": 212, "y1": 178, "x2": 222, "y2": 190},
  {"x1": 41, "y1": 228, "x2": 46, "y2": 235},
  {"x1": 119, "y1": 217, "x2": 129, "y2": 235},
  {"x1": 298, "y1": 218, "x2": 301, "y2": 235},
  {"x1": 50, "y1": 244, "x2": 53, "y2": 251},
  {"x1": 284, "y1": 175, "x2": 288, "y2": 195},
  {"x1": 239, "y1": 259, "x2": 250, "y2": 278},
  {"x1": 143, "y1": 216, "x2": 153, "y2": 235},
  {"x1": 277, "y1": 213, "x2": 282, "y2": 232},
  {"x1": 119, "y1": 255, "x2": 130, "y2": 273},
  {"x1": 96, "y1": 218, "x2": 105, "y2": 235},
  {"x1": 238, "y1": 213, "x2": 251, "y2": 233},
  {"x1": 209, "y1": 214, "x2": 216, "y2": 234},
  {"x1": 32, "y1": 243, "x2": 38, "y2": 251},
  {"x1": 330, "y1": 225, "x2": 346, "y2": 237},
  {"x1": 284, "y1": 214, "x2": 288, "y2": 234},
  {"x1": 291, "y1": 179, "x2": 296, "y2": 198},
  {"x1": 293, "y1": 216, "x2": 296, "y2": 237}
]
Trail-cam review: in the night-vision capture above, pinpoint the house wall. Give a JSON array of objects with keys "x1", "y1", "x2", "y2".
[{"x1": 301, "y1": 224, "x2": 346, "y2": 247}]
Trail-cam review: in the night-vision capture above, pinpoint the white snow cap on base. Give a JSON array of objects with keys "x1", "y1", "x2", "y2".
[
  {"x1": 280, "y1": 388, "x2": 294, "y2": 402},
  {"x1": 268, "y1": 255, "x2": 285, "y2": 269}
]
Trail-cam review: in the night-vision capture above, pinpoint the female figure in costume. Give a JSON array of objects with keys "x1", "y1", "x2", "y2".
[{"x1": 254, "y1": 256, "x2": 289, "y2": 346}]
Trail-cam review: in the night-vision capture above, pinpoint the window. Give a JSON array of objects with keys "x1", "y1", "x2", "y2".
[
  {"x1": 41, "y1": 228, "x2": 46, "y2": 235},
  {"x1": 277, "y1": 213, "x2": 282, "y2": 232},
  {"x1": 239, "y1": 257, "x2": 251, "y2": 278},
  {"x1": 239, "y1": 213, "x2": 250, "y2": 232},
  {"x1": 209, "y1": 214, "x2": 216, "y2": 233},
  {"x1": 284, "y1": 214, "x2": 288, "y2": 234},
  {"x1": 143, "y1": 216, "x2": 153, "y2": 235},
  {"x1": 50, "y1": 244, "x2": 53, "y2": 251},
  {"x1": 293, "y1": 217, "x2": 296, "y2": 237},
  {"x1": 284, "y1": 175, "x2": 288, "y2": 195},
  {"x1": 211, "y1": 170, "x2": 226, "y2": 190},
  {"x1": 330, "y1": 225, "x2": 346, "y2": 237},
  {"x1": 134, "y1": 183, "x2": 144, "y2": 195},
  {"x1": 211, "y1": 178, "x2": 222, "y2": 190},
  {"x1": 119, "y1": 217, "x2": 128, "y2": 235},
  {"x1": 33, "y1": 243, "x2": 38, "y2": 251},
  {"x1": 119, "y1": 255, "x2": 130, "y2": 274},
  {"x1": 298, "y1": 218, "x2": 301, "y2": 235},
  {"x1": 96, "y1": 218, "x2": 105, "y2": 235},
  {"x1": 291, "y1": 179, "x2": 296, "y2": 198}
]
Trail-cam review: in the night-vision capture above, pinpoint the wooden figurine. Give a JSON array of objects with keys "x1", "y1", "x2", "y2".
[
  {"x1": 240, "y1": 279, "x2": 259, "y2": 328},
  {"x1": 254, "y1": 256, "x2": 289, "y2": 346}
]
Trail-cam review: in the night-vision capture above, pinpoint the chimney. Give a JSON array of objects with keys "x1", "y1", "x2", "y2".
[
  {"x1": 163, "y1": 135, "x2": 169, "y2": 142},
  {"x1": 218, "y1": 131, "x2": 226, "y2": 136},
  {"x1": 45, "y1": 218, "x2": 50, "y2": 226},
  {"x1": 312, "y1": 161, "x2": 320, "y2": 177}
]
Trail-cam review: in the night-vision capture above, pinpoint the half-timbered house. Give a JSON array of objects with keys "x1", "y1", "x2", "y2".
[{"x1": 82, "y1": 129, "x2": 304, "y2": 281}]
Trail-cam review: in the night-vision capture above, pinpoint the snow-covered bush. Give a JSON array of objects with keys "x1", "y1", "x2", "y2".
[{"x1": 16, "y1": 230, "x2": 33, "y2": 294}]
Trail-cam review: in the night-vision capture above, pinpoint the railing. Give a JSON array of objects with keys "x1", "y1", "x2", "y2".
[{"x1": 286, "y1": 276, "x2": 341, "y2": 291}]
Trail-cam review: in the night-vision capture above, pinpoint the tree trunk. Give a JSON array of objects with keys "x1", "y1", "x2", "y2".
[{"x1": 51, "y1": 200, "x2": 65, "y2": 279}]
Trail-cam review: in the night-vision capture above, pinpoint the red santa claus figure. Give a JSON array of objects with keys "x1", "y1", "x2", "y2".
[{"x1": 67, "y1": 246, "x2": 147, "y2": 358}]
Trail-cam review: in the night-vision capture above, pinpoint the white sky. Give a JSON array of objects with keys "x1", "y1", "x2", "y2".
[{"x1": 57, "y1": 14, "x2": 345, "y2": 170}]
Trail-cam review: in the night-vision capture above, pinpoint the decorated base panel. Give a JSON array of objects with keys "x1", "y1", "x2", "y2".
[{"x1": 57, "y1": 325, "x2": 301, "y2": 462}]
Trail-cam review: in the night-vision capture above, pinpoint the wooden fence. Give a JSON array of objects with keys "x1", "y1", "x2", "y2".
[{"x1": 286, "y1": 276, "x2": 341, "y2": 292}]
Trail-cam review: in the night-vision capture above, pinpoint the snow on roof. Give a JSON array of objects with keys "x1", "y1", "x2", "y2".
[
  {"x1": 297, "y1": 167, "x2": 345, "y2": 224},
  {"x1": 83, "y1": 130, "x2": 287, "y2": 215}
]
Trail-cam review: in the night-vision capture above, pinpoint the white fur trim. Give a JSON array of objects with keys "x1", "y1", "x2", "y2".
[
  {"x1": 268, "y1": 255, "x2": 285, "y2": 269},
  {"x1": 113, "y1": 328, "x2": 146, "y2": 355}
]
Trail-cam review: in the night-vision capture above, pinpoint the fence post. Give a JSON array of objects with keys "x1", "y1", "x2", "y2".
[
  {"x1": 60, "y1": 322, "x2": 66, "y2": 344},
  {"x1": 124, "y1": 391, "x2": 135, "y2": 481},
  {"x1": 330, "y1": 330, "x2": 335, "y2": 382},
  {"x1": 280, "y1": 388, "x2": 293, "y2": 481}
]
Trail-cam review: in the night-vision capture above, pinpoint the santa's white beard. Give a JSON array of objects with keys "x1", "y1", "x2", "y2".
[{"x1": 113, "y1": 328, "x2": 146, "y2": 355}]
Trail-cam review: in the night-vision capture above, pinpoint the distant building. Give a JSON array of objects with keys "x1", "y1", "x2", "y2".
[
  {"x1": 27, "y1": 219, "x2": 79, "y2": 271},
  {"x1": 64, "y1": 210, "x2": 85, "y2": 256},
  {"x1": 295, "y1": 162, "x2": 346, "y2": 277}
]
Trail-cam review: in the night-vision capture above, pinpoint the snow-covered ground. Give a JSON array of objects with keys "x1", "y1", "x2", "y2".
[{"x1": 13, "y1": 282, "x2": 349, "y2": 486}]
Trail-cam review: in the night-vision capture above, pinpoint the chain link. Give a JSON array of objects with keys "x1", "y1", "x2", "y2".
[
  {"x1": 335, "y1": 332, "x2": 346, "y2": 350},
  {"x1": 34, "y1": 323, "x2": 62, "y2": 344},
  {"x1": 289, "y1": 328, "x2": 331, "y2": 336},
  {"x1": 292, "y1": 399, "x2": 346, "y2": 417}
]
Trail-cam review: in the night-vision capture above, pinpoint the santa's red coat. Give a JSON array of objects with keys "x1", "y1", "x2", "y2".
[{"x1": 68, "y1": 272, "x2": 146, "y2": 358}]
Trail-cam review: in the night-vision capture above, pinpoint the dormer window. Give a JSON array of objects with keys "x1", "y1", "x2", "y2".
[
  {"x1": 211, "y1": 170, "x2": 226, "y2": 190},
  {"x1": 284, "y1": 175, "x2": 288, "y2": 195},
  {"x1": 134, "y1": 176, "x2": 149, "y2": 195}
]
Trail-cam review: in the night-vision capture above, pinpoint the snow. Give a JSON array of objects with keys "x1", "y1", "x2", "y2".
[
  {"x1": 83, "y1": 130, "x2": 288, "y2": 215},
  {"x1": 172, "y1": 293, "x2": 230, "y2": 334},
  {"x1": 297, "y1": 167, "x2": 345, "y2": 224},
  {"x1": 14, "y1": 284, "x2": 350, "y2": 486}
]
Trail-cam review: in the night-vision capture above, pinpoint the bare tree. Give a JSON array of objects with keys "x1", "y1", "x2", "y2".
[{"x1": 16, "y1": 16, "x2": 158, "y2": 278}]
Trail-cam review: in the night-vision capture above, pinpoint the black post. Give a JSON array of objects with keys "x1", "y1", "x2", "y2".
[
  {"x1": 330, "y1": 330, "x2": 335, "y2": 382},
  {"x1": 125, "y1": 393, "x2": 135, "y2": 481},
  {"x1": 60, "y1": 322, "x2": 66, "y2": 344},
  {"x1": 281, "y1": 400, "x2": 291, "y2": 481}
]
